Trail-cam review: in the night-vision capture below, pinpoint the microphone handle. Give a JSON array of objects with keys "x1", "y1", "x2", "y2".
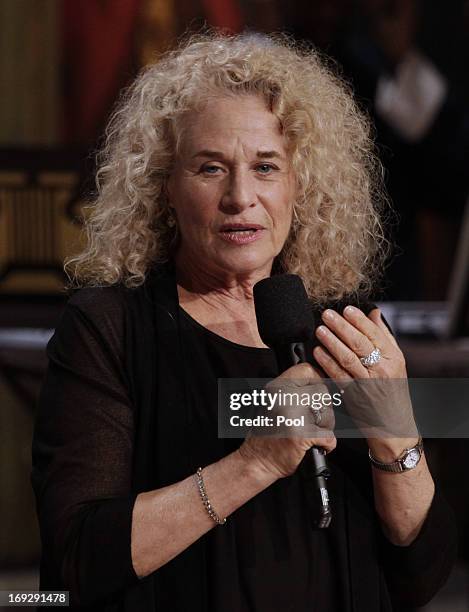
[
  {"x1": 311, "y1": 447, "x2": 332, "y2": 528},
  {"x1": 275, "y1": 340, "x2": 332, "y2": 529}
]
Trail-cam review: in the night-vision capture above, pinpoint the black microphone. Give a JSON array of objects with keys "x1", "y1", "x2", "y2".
[{"x1": 253, "y1": 274, "x2": 332, "y2": 529}]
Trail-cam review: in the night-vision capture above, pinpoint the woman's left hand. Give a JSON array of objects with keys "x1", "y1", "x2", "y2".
[
  {"x1": 313, "y1": 306, "x2": 418, "y2": 443},
  {"x1": 313, "y1": 306, "x2": 406, "y2": 381}
]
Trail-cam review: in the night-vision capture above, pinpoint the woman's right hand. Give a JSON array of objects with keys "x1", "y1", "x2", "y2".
[{"x1": 237, "y1": 362, "x2": 336, "y2": 480}]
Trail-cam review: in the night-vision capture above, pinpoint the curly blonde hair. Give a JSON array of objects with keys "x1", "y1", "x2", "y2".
[{"x1": 65, "y1": 31, "x2": 389, "y2": 303}]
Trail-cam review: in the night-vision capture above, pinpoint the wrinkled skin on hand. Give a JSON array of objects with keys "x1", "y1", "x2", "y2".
[
  {"x1": 239, "y1": 362, "x2": 336, "y2": 479},
  {"x1": 313, "y1": 306, "x2": 418, "y2": 441}
]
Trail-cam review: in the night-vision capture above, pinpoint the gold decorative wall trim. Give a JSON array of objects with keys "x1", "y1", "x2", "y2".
[{"x1": 0, "y1": 169, "x2": 85, "y2": 294}]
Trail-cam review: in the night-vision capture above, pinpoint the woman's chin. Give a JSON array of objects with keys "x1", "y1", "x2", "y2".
[
  {"x1": 214, "y1": 250, "x2": 275, "y2": 277},
  {"x1": 177, "y1": 243, "x2": 278, "y2": 278}
]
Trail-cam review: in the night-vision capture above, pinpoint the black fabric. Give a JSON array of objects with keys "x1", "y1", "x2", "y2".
[
  {"x1": 177, "y1": 306, "x2": 340, "y2": 612},
  {"x1": 31, "y1": 263, "x2": 457, "y2": 610}
]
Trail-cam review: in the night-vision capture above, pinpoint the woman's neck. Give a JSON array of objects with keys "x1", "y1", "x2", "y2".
[{"x1": 175, "y1": 256, "x2": 271, "y2": 348}]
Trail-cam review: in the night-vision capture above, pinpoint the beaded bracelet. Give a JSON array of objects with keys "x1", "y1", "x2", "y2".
[{"x1": 195, "y1": 467, "x2": 227, "y2": 525}]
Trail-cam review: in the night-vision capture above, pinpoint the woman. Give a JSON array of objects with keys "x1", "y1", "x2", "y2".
[{"x1": 32, "y1": 33, "x2": 456, "y2": 611}]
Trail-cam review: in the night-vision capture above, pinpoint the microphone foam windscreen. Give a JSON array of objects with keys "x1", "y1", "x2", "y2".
[{"x1": 254, "y1": 274, "x2": 316, "y2": 346}]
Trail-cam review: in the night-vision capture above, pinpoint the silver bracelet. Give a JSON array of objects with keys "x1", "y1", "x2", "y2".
[{"x1": 195, "y1": 467, "x2": 227, "y2": 525}]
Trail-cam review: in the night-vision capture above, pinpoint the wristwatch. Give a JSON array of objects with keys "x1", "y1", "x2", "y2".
[{"x1": 369, "y1": 437, "x2": 424, "y2": 473}]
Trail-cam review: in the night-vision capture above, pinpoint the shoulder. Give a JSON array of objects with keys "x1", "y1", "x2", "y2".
[
  {"x1": 60, "y1": 264, "x2": 173, "y2": 341},
  {"x1": 67, "y1": 284, "x2": 127, "y2": 314},
  {"x1": 53, "y1": 283, "x2": 151, "y2": 359},
  {"x1": 60, "y1": 275, "x2": 161, "y2": 343},
  {"x1": 66, "y1": 263, "x2": 172, "y2": 315},
  {"x1": 60, "y1": 286, "x2": 128, "y2": 342},
  {"x1": 65, "y1": 279, "x2": 155, "y2": 321}
]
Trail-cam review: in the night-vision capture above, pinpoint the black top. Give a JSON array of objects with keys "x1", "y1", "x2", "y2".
[
  {"x1": 31, "y1": 264, "x2": 457, "y2": 611},
  {"x1": 178, "y1": 307, "x2": 339, "y2": 611}
]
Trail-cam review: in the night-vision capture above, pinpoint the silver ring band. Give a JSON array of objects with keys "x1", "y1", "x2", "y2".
[{"x1": 311, "y1": 405, "x2": 329, "y2": 426}]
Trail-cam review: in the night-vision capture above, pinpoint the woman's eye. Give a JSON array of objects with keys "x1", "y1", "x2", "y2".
[
  {"x1": 201, "y1": 164, "x2": 222, "y2": 175},
  {"x1": 256, "y1": 163, "x2": 276, "y2": 174}
]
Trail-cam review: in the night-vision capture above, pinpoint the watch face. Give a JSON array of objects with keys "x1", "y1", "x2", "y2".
[{"x1": 403, "y1": 449, "x2": 420, "y2": 469}]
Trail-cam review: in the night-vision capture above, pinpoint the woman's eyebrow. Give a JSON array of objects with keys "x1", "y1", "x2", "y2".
[
  {"x1": 192, "y1": 149, "x2": 285, "y2": 160},
  {"x1": 192, "y1": 150, "x2": 224, "y2": 159},
  {"x1": 256, "y1": 150, "x2": 284, "y2": 160}
]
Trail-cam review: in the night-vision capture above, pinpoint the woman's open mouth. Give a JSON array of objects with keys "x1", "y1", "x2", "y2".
[{"x1": 218, "y1": 224, "x2": 265, "y2": 244}]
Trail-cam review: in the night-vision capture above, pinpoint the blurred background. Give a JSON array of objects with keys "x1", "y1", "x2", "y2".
[{"x1": 0, "y1": 0, "x2": 468, "y2": 610}]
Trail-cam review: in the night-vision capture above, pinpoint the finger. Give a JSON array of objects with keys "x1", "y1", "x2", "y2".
[
  {"x1": 306, "y1": 434, "x2": 337, "y2": 454},
  {"x1": 321, "y1": 434, "x2": 337, "y2": 453},
  {"x1": 315, "y1": 325, "x2": 368, "y2": 378},
  {"x1": 341, "y1": 305, "x2": 388, "y2": 348},
  {"x1": 368, "y1": 308, "x2": 399, "y2": 347},
  {"x1": 317, "y1": 404, "x2": 336, "y2": 432},
  {"x1": 313, "y1": 345, "x2": 353, "y2": 381},
  {"x1": 321, "y1": 309, "x2": 375, "y2": 358},
  {"x1": 276, "y1": 362, "x2": 323, "y2": 383}
]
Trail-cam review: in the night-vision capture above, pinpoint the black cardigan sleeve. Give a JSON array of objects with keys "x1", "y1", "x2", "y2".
[
  {"x1": 380, "y1": 484, "x2": 458, "y2": 609},
  {"x1": 31, "y1": 287, "x2": 140, "y2": 607},
  {"x1": 335, "y1": 438, "x2": 457, "y2": 609}
]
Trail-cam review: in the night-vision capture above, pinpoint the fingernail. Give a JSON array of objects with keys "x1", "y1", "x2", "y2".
[
  {"x1": 316, "y1": 325, "x2": 328, "y2": 335},
  {"x1": 322, "y1": 309, "x2": 335, "y2": 320},
  {"x1": 344, "y1": 305, "x2": 357, "y2": 316}
]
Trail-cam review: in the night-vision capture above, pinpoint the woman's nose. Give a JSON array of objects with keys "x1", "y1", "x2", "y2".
[{"x1": 220, "y1": 170, "x2": 256, "y2": 213}]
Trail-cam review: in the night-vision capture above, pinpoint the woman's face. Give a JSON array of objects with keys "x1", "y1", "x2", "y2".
[{"x1": 167, "y1": 94, "x2": 295, "y2": 280}]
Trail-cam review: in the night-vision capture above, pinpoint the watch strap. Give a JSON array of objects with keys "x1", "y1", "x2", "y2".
[{"x1": 369, "y1": 437, "x2": 423, "y2": 473}]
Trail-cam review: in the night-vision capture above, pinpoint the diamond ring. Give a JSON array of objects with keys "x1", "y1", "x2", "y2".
[{"x1": 360, "y1": 347, "x2": 381, "y2": 368}]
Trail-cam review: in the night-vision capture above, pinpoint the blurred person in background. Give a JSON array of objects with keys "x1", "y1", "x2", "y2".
[
  {"x1": 286, "y1": 0, "x2": 469, "y2": 300},
  {"x1": 31, "y1": 32, "x2": 456, "y2": 611}
]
